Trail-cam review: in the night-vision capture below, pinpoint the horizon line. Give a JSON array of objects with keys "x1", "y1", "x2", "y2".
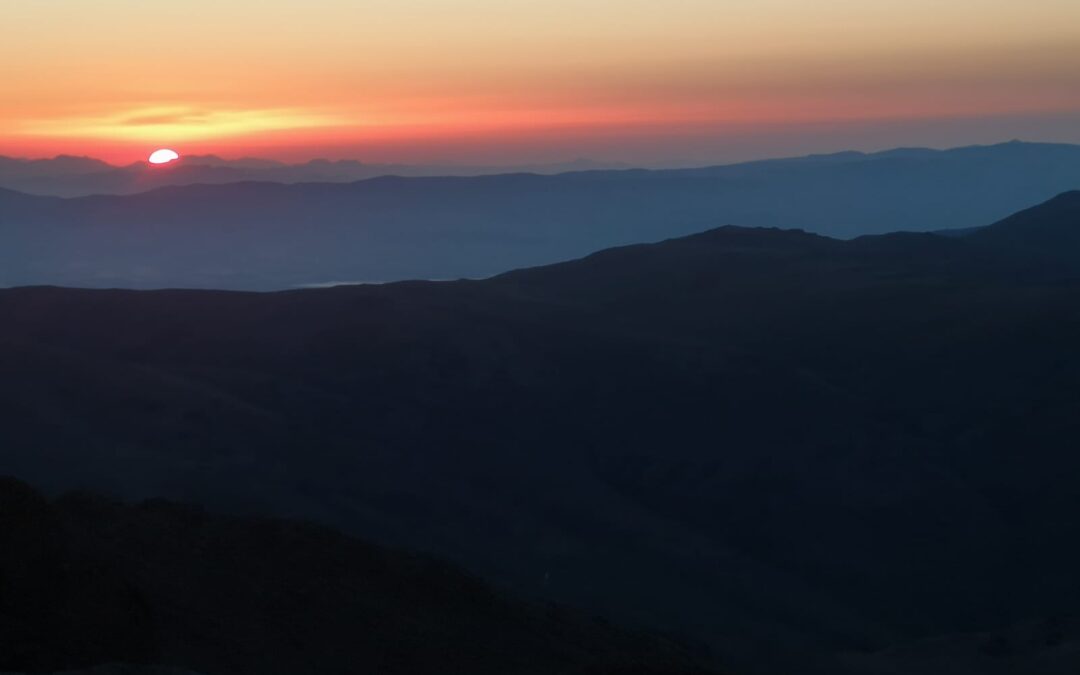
[{"x1": 1, "y1": 137, "x2": 1074, "y2": 171}]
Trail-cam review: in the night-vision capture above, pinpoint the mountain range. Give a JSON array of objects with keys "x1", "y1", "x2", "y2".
[
  {"x1": 3, "y1": 191, "x2": 1080, "y2": 674},
  {"x1": 2, "y1": 141, "x2": 1079, "y2": 290},
  {"x1": 0, "y1": 154, "x2": 630, "y2": 198}
]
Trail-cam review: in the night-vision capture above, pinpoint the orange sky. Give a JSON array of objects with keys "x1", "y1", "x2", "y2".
[{"x1": 3, "y1": 0, "x2": 1080, "y2": 164}]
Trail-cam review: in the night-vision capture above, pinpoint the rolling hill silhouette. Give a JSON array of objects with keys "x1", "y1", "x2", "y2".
[
  {"x1": 0, "y1": 477, "x2": 712, "y2": 675},
  {"x1": 967, "y1": 190, "x2": 1080, "y2": 266},
  {"x1": 2, "y1": 193, "x2": 1080, "y2": 673}
]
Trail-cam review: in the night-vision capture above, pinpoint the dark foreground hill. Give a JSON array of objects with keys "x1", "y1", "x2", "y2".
[
  {"x1": 3, "y1": 193, "x2": 1080, "y2": 673},
  {"x1": 1, "y1": 141, "x2": 1078, "y2": 289},
  {"x1": 0, "y1": 477, "x2": 711, "y2": 675}
]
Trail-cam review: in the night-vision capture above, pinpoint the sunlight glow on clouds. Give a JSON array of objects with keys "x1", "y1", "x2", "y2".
[
  {"x1": 20, "y1": 107, "x2": 346, "y2": 143},
  {"x1": 2, "y1": 0, "x2": 1079, "y2": 163}
]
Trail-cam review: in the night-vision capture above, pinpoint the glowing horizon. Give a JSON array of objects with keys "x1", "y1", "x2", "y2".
[{"x1": 3, "y1": 0, "x2": 1080, "y2": 165}]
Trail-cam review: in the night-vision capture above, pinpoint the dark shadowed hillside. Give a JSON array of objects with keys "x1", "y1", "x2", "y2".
[
  {"x1": 0, "y1": 477, "x2": 712, "y2": 675},
  {"x1": 839, "y1": 615, "x2": 1080, "y2": 675},
  {"x1": 3, "y1": 193, "x2": 1080, "y2": 673},
  {"x1": 1, "y1": 142, "x2": 1078, "y2": 290},
  {"x1": 966, "y1": 191, "x2": 1080, "y2": 268}
]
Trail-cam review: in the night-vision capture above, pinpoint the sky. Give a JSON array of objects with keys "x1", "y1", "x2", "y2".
[{"x1": 2, "y1": 0, "x2": 1080, "y2": 165}]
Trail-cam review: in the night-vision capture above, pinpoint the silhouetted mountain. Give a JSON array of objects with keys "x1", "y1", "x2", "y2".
[
  {"x1": 2, "y1": 141, "x2": 1078, "y2": 290},
  {"x1": 0, "y1": 155, "x2": 114, "y2": 183},
  {"x1": 0, "y1": 477, "x2": 712, "y2": 675},
  {"x1": 0, "y1": 154, "x2": 631, "y2": 197},
  {"x1": 966, "y1": 190, "x2": 1080, "y2": 268},
  {"x1": 3, "y1": 193, "x2": 1080, "y2": 673}
]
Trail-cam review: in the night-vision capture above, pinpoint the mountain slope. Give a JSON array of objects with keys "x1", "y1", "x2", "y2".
[
  {"x1": 966, "y1": 190, "x2": 1080, "y2": 266},
  {"x1": 0, "y1": 477, "x2": 712, "y2": 675},
  {"x1": 4, "y1": 195, "x2": 1080, "y2": 673}
]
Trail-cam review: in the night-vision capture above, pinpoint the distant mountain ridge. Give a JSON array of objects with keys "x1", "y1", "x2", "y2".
[
  {"x1": 5, "y1": 140, "x2": 1073, "y2": 198},
  {"x1": 2, "y1": 141, "x2": 1079, "y2": 290},
  {"x1": 0, "y1": 152, "x2": 632, "y2": 197}
]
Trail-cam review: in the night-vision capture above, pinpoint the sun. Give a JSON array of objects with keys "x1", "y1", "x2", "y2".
[{"x1": 148, "y1": 148, "x2": 180, "y2": 165}]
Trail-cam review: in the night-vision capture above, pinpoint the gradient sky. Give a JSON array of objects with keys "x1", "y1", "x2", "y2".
[{"x1": 2, "y1": 0, "x2": 1080, "y2": 165}]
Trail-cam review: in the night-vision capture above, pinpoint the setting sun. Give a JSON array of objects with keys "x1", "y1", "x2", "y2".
[{"x1": 148, "y1": 148, "x2": 180, "y2": 165}]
